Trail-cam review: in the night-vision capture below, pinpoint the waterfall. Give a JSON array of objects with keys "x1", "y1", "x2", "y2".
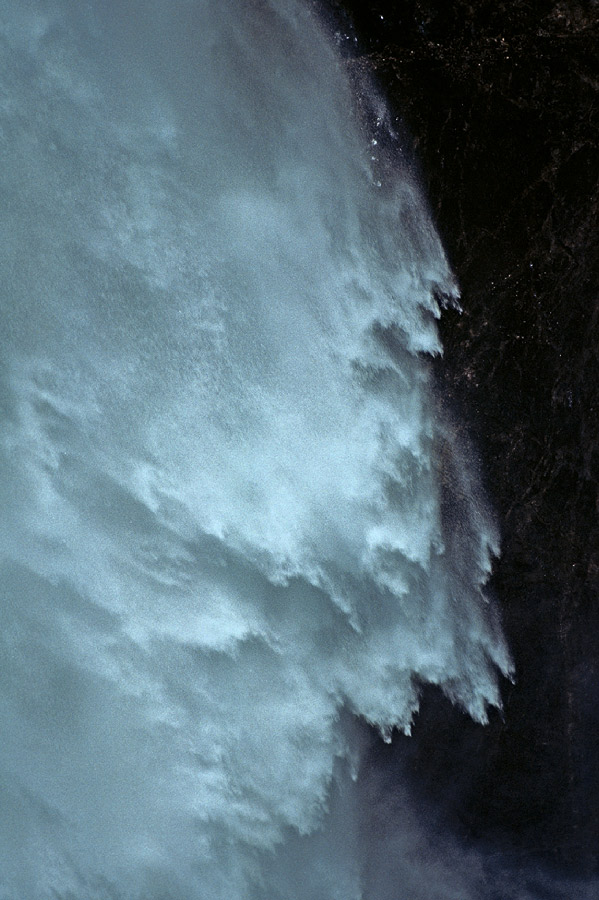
[{"x1": 0, "y1": 1, "x2": 511, "y2": 897}]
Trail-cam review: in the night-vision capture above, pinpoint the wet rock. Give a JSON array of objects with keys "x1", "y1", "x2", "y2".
[{"x1": 332, "y1": 0, "x2": 599, "y2": 876}]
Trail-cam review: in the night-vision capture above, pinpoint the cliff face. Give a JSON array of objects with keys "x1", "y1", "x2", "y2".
[{"x1": 331, "y1": 0, "x2": 599, "y2": 875}]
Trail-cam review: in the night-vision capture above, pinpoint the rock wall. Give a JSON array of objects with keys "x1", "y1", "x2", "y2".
[{"x1": 330, "y1": 0, "x2": 599, "y2": 875}]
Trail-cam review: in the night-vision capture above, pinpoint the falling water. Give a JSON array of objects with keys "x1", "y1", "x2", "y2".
[{"x1": 0, "y1": 1, "x2": 512, "y2": 897}]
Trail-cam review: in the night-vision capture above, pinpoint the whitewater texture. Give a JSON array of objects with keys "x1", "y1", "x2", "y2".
[{"x1": 0, "y1": 1, "x2": 512, "y2": 898}]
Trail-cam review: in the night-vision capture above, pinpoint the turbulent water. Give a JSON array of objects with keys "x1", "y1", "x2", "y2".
[{"x1": 0, "y1": 1, "x2": 513, "y2": 898}]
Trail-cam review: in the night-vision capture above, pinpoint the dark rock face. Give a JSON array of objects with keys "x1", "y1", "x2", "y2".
[{"x1": 331, "y1": 0, "x2": 599, "y2": 878}]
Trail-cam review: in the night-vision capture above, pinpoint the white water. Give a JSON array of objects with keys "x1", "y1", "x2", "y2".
[{"x1": 0, "y1": 1, "x2": 512, "y2": 897}]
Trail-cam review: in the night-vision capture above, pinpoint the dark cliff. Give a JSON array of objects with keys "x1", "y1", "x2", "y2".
[{"x1": 331, "y1": 0, "x2": 599, "y2": 878}]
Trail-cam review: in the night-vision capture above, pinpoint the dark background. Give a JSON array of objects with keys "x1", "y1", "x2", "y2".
[{"x1": 328, "y1": 0, "x2": 599, "y2": 879}]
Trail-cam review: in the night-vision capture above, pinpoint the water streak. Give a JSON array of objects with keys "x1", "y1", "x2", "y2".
[{"x1": 0, "y1": 1, "x2": 511, "y2": 897}]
